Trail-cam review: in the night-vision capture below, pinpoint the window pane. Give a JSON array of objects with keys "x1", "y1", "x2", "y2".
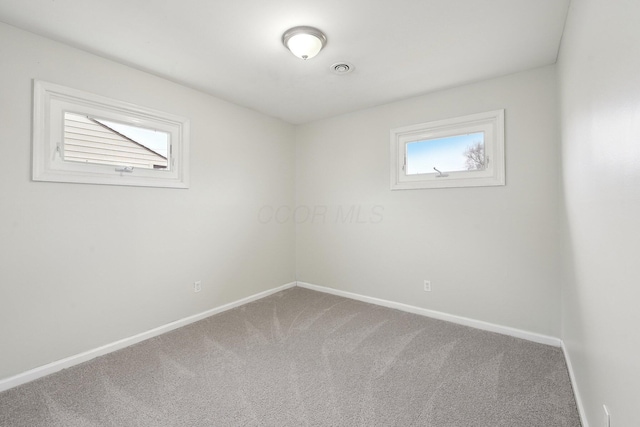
[
  {"x1": 63, "y1": 112, "x2": 170, "y2": 170},
  {"x1": 406, "y1": 132, "x2": 485, "y2": 175}
]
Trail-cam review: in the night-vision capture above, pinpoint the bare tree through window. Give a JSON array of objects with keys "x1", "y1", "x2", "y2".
[{"x1": 464, "y1": 142, "x2": 485, "y2": 170}]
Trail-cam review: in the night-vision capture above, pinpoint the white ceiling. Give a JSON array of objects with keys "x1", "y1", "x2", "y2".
[{"x1": 0, "y1": 0, "x2": 570, "y2": 124}]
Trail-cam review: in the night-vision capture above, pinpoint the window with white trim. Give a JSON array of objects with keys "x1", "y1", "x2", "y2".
[
  {"x1": 390, "y1": 110, "x2": 505, "y2": 190},
  {"x1": 32, "y1": 80, "x2": 190, "y2": 188}
]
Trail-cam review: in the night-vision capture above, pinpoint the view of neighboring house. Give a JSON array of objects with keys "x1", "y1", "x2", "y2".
[{"x1": 63, "y1": 112, "x2": 168, "y2": 170}]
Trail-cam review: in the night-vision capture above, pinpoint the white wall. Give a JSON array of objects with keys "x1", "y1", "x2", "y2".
[
  {"x1": 296, "y1": 66, "x2": 562, "y2": 337},
  {"x1": 0, "y1": 22, "x2": 296, "y2": 380},
  {"x1": 7, "y1": 6, "x2": 639, "y2": 423},
  {"x1": 558, "y1": 0, "x2": 640, "y2": 425}
]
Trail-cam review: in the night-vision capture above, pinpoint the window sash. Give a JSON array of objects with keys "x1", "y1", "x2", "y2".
[
  {"x1": 33, "y1": 80, "x2": 190, "y2": 189},
  {"x1": 390, "y1": 110, "x2": 505, "y2": 190}
]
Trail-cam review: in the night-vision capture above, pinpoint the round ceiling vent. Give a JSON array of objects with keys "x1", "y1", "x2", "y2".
[{"x1": 330, "y1": 62, "x2": 354, "y2": 75}]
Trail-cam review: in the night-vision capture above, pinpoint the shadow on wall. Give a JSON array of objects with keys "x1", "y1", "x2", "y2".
[{"x1": 558, "y1": 176, "x2": 587, "y2": 425}]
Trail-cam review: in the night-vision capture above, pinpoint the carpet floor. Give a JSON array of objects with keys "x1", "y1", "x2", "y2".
[{"x1": 0, "y1": 287, "x2": 581, "y2": 426}]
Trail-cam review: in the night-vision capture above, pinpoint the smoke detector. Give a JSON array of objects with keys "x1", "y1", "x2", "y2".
[{"x1": 330, "y1": 62, "x2": 354, "y2": 75}]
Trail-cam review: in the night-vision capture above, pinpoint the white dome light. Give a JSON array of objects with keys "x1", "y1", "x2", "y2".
[{"x1": 282, "y1": 26, "x2": 327, "y2": 60}]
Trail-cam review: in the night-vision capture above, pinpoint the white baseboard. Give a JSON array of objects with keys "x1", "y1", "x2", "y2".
[
  {"x1": 2, "y1": 278, "x2": 578, "y2": 419},
  {"x1": 562, "y1": 341, "x2": 589, "y2": 427},
  {"x1": 296, "y1": 281, "x2": 562, "y2": 347},
  {"x1": 0, "y1": 282, "x2": 297, "y2": 392},
  {"x1": 297, "y1": 282, "x2": 592, "y2": 423}
]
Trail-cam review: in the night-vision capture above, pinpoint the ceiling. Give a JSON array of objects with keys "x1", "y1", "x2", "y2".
[{"x1": 0, "y1": 0, "x2": 570, "y2": 124}]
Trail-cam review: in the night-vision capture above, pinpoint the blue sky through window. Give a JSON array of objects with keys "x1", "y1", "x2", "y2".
[
  {"x1": 406, "y1": 132, "x2": 484, "y2": 174},
  {"x1": 96, "y1": 119, "x2": 169, "y2": 158}
]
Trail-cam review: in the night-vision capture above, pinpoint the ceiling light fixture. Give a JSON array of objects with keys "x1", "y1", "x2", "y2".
[{"x1": 282, "y1": 26, "x2": 327, "y2": 60}]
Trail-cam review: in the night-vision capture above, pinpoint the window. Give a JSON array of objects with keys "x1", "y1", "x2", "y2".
[
  {"x1": 33, "y1": 80, "x2": 189, "y2": 188},
  {"x1": 390, "y1": 110, "x2": 505, "y2": 190}
]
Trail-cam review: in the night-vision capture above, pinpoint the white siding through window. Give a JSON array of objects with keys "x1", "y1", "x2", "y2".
[{"x1": 63, "y1": 113, "x2": 168, "y2": 170}]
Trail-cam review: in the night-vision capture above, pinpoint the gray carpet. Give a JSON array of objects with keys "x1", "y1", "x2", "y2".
[{"x1": 0, "y1": 287, "x2": 581, "y2": 426}]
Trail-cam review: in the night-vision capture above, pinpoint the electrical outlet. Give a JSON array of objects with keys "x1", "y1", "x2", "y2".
[
  {"x1": 424, "y1": 280, "x2": 431, "y2": 292},
  {"x1": 603, "y1": 404, "x2": 610, "y2": 427},
  {"x1": 193, "y1": 281, "x2": 202, "y2": 293}
]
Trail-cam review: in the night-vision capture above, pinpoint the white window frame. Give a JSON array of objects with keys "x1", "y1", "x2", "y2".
[
  {"x1": 32, "y1": 80, "x2": 190, "y2": 189},
  {"x1": 390, "y1": 110, "x2": 505, "y2": 190}
]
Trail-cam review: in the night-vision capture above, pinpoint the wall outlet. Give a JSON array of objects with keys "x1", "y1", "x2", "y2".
[
  {"x1": 193, "y1": 281, "x2": 202, "y2": 293},
  {"x1": 603, "y1": 404, "x2": 610, "y2": 427},
  {"x1": 424, "y1": 280, "x2": 431, "y2": 292}
]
